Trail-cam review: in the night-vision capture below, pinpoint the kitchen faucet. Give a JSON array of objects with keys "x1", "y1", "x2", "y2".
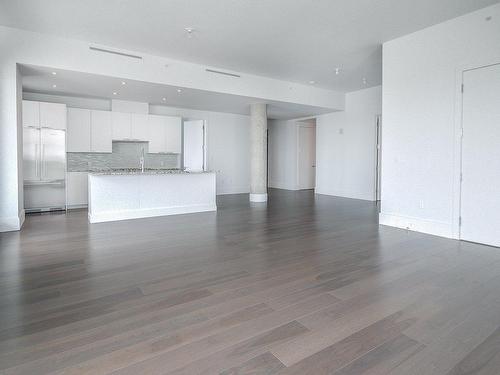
[{"x1": 140, "y1": 147, "x2": 145, "y2": 173}]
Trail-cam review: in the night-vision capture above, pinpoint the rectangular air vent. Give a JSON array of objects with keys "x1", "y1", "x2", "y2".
[
  {"x1": 205, "y1": 69, "x2": 240, "y2": 78},
  {"x1": 89, "y1": 46, "x2": 143, "y2": 60}
]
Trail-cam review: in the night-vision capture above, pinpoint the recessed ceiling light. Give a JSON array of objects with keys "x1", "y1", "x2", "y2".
[
  {"x1": 184, "y1": 27, "x2": 195, "y2": 38},
  {"x1": 121, "y1": 81, "x2": 126, "y2": 85},
  {"x1": 177, "y1": 88, "x2": 182, "y2": 93},
  {"x1": 51, "y1": 71, "x2": 57, "y2": 76},
  {"x1": 52, "y1": 84, "x2": 57, "y2": 88},
  {"x1": 162, "y1": 97, "x2": 167, "y2": 101},
  {"x1": 309, "y1": 80, "x2": 316, "y2": 85},
  {"x1": 335, "y1": 68, "x2": 340, "y2": 75},
  {"x1": 113, "y1": 92, "x2": 117, "y2": 95}
]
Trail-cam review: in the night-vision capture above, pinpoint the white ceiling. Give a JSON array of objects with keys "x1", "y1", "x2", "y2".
[
  {"x1": 21, "y1": 65, "x2": 334, "y2": 119},
  {"x1": 2, "y1": 0, "x2": 498, "y2": 92}
]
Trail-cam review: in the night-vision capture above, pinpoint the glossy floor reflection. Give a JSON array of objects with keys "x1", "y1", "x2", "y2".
[{"x1": 1, "y1": 189, "x2": 500, "y2": 374}]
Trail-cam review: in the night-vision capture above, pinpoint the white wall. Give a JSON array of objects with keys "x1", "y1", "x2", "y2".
[
  {"x1": 268, "y1": 119, "x2": 298, "y2": 190},
  {"x1": 0, "y1": 25, "x2": 344, "y2": 231},
  {"x1": 380, "y1": 3, "x2": 500, "y2": 238},
  {"x1": 316, "y1": 86, "x2": 382, "y2": 201}
]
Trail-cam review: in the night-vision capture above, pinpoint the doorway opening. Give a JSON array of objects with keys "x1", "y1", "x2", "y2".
[{"x1": 297, "y1": 119, "x2": 316, "y2": 190}]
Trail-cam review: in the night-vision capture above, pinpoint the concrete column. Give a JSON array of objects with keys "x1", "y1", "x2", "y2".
[{"x1": 249, "y1": 103, "x2": 268, "y2": 202}]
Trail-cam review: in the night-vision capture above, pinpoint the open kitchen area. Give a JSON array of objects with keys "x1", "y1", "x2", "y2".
[{"x1": 22, "y1": 66, "x2": 217, "y2": 223}]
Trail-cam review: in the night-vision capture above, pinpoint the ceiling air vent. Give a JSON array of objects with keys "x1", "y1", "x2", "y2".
[
  {"x1": 89, "y1": 46, "x2": 143, "y2": 60},
  {"x1": 205, "y1": 68, "x2": 240, "y2": 78}
]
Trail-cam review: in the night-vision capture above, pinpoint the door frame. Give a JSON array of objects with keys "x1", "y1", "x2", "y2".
[
  {"x1": 182, "y1": 119, "x2": 206, "y2": 171},
  {"x1": 454, "y1": 60, "x2": 500, "y2": 240},
  {"x1": 374, "y1": 115, "x2": 382, "y2": 202},
  {"x1": 296, "y1": 120, "x2": 316, "y2": 190}
]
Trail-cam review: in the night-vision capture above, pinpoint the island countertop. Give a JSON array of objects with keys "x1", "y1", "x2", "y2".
[
  {"x1": 87, "y1": 168, "x2": 211, "y2": 176},
  {"x1": 88, "y1": 171, "x2": 217, "y2": 223}
]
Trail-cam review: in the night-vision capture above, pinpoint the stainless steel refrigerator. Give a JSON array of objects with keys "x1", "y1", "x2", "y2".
[{"x1": 23, "y1": 126, "x2": 66, "y2": 212}]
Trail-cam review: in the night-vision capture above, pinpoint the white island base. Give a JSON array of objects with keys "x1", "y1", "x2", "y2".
[{"x1": 88, "y1": 172, "x2": 216, "y2": 223}]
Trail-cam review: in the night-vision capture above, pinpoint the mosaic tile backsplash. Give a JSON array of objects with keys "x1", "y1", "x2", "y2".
[{"x1": 67, "y1": 141, "x2": 180, "y2": 172}]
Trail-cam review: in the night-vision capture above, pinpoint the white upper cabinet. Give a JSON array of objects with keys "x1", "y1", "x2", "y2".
[
  {"x1": 66, "y1": 108, "x2": 182, "y2": 154},
  {"x1": 22, "y1": 100, "x2": 40, "y2": 128},
  {"x1": 91, "y1": 110, "x2": 112, "y2": 153},
  {"x1": 147, "y1": 115, "x2": 182, "y2": 153},
  {"x1": 67, "y1": 108, "x2": 91, "y2": 152},
  {"x1": 40, "y1": 102, "x2": 66, "y2": 130},
  {"x1": 165, "y1": 116, "x2": 182, "y2": 154},
  {"x1": 23, "y1": 101, "x2": 66, "y2": 130},
  {"x1": 131, "y1": 114, "x2": 149, "y2": 141},
  {"x1": 112, "y1": 112, "x2": 132, "y2": 140},
  {"x1": 148, "y1": 115, "x2": 167, "y2": 153}
]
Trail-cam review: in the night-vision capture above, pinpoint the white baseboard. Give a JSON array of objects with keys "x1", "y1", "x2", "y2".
[
  {"x1": 67, "y1": 204, "x2": 88, "y2": 210},
  {"x1": 0, "y1": 209, "x2": 25, "y2": 232},
  {"x1": 379, "y1": 212, "x2": 455, "y2": 239},
  {"x1": 89, "y1": 204, "x2": 217, "y2": 224},
  {"x1": 249, "y1": 193, "x2": 268, "y2": 203},
  {"x1": 269, "y1": 181, "x2": 299, "y2": 191},
  {"x1": 315, "y1": 189, "x2": 375, "y2": 202}
]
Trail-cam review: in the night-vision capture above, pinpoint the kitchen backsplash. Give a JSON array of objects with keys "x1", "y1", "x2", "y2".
[{"x1": 67, "y1": 141, "x2": 180, "y2": 172}]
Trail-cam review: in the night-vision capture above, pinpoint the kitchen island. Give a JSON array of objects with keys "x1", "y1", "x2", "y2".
[{"x1": 88, "y1": 170, "x2": 216, "y2": 223}]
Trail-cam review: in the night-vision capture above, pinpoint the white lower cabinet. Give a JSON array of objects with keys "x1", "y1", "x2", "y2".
[{"x1": 66, "y1": 172, "x2": 88, "y2": 208}]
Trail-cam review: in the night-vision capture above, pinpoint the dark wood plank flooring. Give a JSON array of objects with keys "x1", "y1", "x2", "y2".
[{"x1": 1, "y1": 189, "x2": 500, "y2": 374}]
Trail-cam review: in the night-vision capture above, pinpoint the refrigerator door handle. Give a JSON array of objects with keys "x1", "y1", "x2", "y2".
[
  {"x1": 35, "y1": 143, "x2": 39, "y2": 178},
  {"x1": 41, "y1": 144, "x2": 45, "y2": 179}
]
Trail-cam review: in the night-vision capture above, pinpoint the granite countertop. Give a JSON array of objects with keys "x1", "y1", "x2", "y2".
[{"x1": 88, "y1": 168, "x2": 211, "y2": 176}]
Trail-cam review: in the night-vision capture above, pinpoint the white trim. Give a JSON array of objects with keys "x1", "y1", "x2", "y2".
[
  {"x1": 315, "y1": 189, "x2": 375, "y2": 202},
  {"x1": 66, "y1": 204, "x2": 88, "y2": 210},
  {"x1": 88, "y1": 203, "x2": 217, "y2": 223},
  {"x1": 379, "y1": 212, "x2": 455, "y2": 239},
  {"x1": 0, "y1": 209, "x2": 25, "y2": 232},
  {"x1": 249, "y1": 193, "x2": 268, "y2": 202}
]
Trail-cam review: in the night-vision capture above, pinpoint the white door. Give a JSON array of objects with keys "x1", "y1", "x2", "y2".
[
  {"x1": 184, "y1": 120, "x2": 205, "y2": 171},
  {"x1": 297, "y1": 125, "x2": 316, "y2": 189},
  {"x1": 461, "y1": 63, "x2": 500, "y2": 247}
]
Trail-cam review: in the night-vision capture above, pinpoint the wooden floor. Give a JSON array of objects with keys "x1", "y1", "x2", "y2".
[{"x1": 1, "y1": 189, "x2": 500, "y2": 374}]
